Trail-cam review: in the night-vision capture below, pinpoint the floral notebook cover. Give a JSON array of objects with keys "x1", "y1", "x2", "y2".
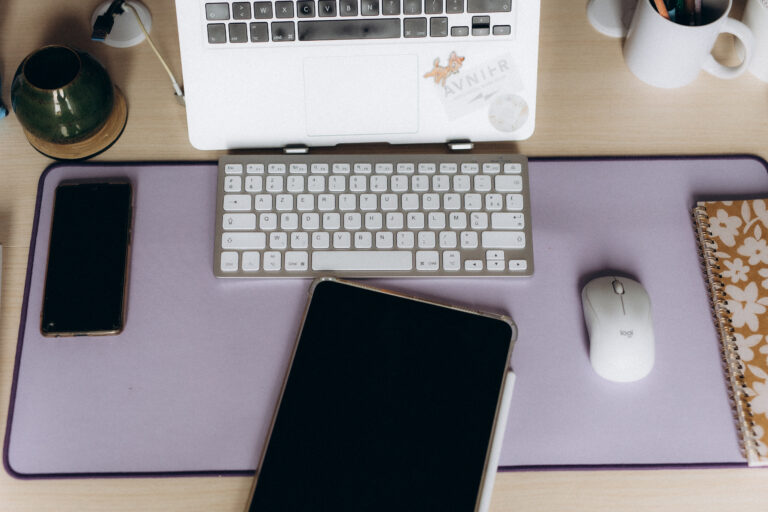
[{"x1": 694, "y1": 198, "x2": 768, "y2": 466}]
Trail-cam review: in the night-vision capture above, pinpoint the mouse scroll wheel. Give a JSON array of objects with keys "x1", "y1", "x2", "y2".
[{"x1": 612, "y1": 279, "x2": 625, "y2": 295}]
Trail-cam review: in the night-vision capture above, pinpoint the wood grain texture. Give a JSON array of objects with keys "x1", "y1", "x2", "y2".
[{"x1": 1, "y1": 0, "x2": 768, "y2": 510}]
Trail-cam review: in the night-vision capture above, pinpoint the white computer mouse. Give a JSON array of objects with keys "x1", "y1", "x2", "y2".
[{"x1": 581, "y1": 276, "x2": 655, "y2": 382}]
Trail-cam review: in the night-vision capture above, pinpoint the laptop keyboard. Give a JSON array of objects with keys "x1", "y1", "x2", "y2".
[
  {"x1": 215, "y1": 154, "x2": 533, "y2": 277},
  {"x1": 204, "y1": 0, "x2": 516, "y2": 44}
]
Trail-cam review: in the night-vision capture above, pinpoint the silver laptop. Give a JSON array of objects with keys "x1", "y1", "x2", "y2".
[{"x1": 174, "y1": 0, "x2": 540, "y2": 150}]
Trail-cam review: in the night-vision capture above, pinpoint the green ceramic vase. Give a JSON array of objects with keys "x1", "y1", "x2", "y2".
[{"x1": 11, "y1": 45, "x2": 115, "y2": 144}]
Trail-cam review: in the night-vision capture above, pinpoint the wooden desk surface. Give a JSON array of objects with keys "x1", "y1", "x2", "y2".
[{"x1": 1, "y1": 0, "x2": 768, "y2": 510}]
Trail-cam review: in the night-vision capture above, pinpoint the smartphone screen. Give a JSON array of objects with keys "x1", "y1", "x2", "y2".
[{"x1": 41, "y1": 182, "x2": 133, "y2": 336}]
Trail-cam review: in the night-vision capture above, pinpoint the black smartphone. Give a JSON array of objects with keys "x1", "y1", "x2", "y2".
[{"x1": 41, "y1": 181, "x2": 133, "y2": 336}]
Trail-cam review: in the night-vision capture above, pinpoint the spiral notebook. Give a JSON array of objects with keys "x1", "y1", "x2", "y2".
[{"x1": 693, "y1": 198, "x2": 768, "y2": 467}]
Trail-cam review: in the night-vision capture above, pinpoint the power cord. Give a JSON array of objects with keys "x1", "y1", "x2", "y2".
[{"x1": 92, "y1": 0, "x2": 185, "y2": 106}]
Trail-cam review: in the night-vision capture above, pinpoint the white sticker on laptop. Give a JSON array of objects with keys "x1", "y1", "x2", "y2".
[{"x1": 424, "y1": 52, "x2": 526, "y2": 130}]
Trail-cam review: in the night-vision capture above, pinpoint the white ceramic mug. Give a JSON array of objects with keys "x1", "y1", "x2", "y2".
[
  {"x1": 743, "y1": 0, "x2": 768, "y2": 81},
  {"x1": 623, "y1": 0, "x2": 754, "y2": 88}
]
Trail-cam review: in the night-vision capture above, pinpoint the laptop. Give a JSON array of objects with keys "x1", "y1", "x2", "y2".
[{"x1": 174, "y1": 0, "x2": 541, "y2": 150}]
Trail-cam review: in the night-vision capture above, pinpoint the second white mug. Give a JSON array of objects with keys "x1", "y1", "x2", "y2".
[{"x1": 623, "y1": 0, "x2": 754, "y2": 88}]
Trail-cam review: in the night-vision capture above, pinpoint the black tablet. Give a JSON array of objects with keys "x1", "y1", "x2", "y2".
[{"x1": 245, "y1": 279, "x2": 516, "y2": 512}]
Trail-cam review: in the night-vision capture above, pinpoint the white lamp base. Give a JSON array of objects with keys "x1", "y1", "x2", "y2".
[{"x1": 91, "y1": 1, "x2": 152, "y2": 48}]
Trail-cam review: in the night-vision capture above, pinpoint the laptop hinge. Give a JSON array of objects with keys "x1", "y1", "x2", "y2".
[
  {"x1": 447, "y1": 140, "x2": 474, "y2": 151},
  {"x1": 283, "y1": 144, "x2": 310, "y2": 154}
]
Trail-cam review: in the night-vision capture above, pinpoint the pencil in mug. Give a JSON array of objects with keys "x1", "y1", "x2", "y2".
[
  {"x1": 676, "y1": 0, "x2": 687, "y2": 23},
  {"x1": 685, "y1": 0, "x2": 697, "y2": 24},
  {"x1": 694, "y1": 0, "x2": 702, "y2": 24},
  {"x1": 653, "y1": 0, "x2": 671, "y2": 19}
]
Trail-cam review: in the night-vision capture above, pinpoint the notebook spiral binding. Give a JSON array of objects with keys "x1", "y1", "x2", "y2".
[{"x1": 692, "y1": 206, "x2": 760, "y2": 464}]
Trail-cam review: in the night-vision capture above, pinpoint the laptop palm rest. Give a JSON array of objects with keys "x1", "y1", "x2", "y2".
[{"x1": 303, "y1": 54, "x2": 418, "y2": 137}]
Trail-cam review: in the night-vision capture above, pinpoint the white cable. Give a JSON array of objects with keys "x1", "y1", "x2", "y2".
[{"x1": 124, "y1": 2, "x2": 185, "y2": 103}]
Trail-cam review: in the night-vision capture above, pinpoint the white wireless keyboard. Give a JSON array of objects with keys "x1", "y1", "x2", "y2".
[{"x1": 215, "y1": 154, "x2": 533, "y2": 277}]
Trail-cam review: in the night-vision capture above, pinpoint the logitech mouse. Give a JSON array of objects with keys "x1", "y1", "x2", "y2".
[{"x1": 581, "y1": 276, "x2": 655, "y2": 382}]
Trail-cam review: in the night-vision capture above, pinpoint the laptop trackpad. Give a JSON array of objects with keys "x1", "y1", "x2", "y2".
[{"x1": 303, "y1": 55, "x2": 418, "y2": 137}]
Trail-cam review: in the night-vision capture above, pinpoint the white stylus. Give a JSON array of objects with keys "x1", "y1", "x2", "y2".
[{"x1": 477, "y1": 370, "x2": 516, "y2": 512}]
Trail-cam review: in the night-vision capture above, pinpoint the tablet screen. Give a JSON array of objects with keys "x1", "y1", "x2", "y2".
[{"x1": 248, "y1": 279, "x2": 514, "y2": 512}]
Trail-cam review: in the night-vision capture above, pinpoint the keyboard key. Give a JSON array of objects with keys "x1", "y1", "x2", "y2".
[
  {"x1": 509, "y1": 259, "x2": 528, "y2": 271},
  {"x1": 495, "y1": 175, "x2": 523, "y2": 192},
  {"x1": 254, "y1": 2, "x2": 273, "y2": 18},
  {"x1": 491, "y1": 212, "x2": 525, "y2": 229},
  {"x1": 334, "y1": 232, "x2": 352, "y2": 248},
  {"x1": 270, "y1": 232, "x2": 288, "y2": 248},
  {"x1": 361, "y1": 0, "x2": 380, "y2": 15},
  {"x1": 285, "y1": 251, "x2": 309, "y2": 271},
  {"x1": 482, "y1": 231, "x2": 526, "y2": 249},
  {"x1": 506, "y1": 193, "x2": 524, "y2": 210},
  {"x1": 416, "y1": 251, "x2": 440, "y2": 271},
  {"x1": 465, "y1": 260, "x2": 483, "y2": 271},
  {"x1": 493, "y1": 25, "x2": 511, "y2": 35},
  {"x1": 298, "y1": 0, "x2": 316, "y2": 16},
  {"x1": 374, "y1": 231, "x2": 392, "y2": 248},
  {"x1": 242, "y1": 252, "x2": 260, "y2": 271},
  {"x1": 223, "y1": 194, "x2": 251, "y2": 211},
  {"x1": 319, "y1": 0, "x2": 337, "y2": 15},
  {"x1": 397, "y1": 232, "x2": 415, "y2": 248},
  {"x1": 250, "y1": 22, "x2": 270, "y2": 42},
  {"x1": 312, "y1": 232, "x2": 331, "y2": 248},
  {"x1": 339, "y1": 0, "x2": 359, "y2": 15},
  {"x1": 229, "y1": 23, "x2": 248, "y2": 43},
  {"x1": 291, "y1": 232, "x2": 309, "y2": 248},
  {"x1": 446, "y1": 0, "x2": 463, "y2": 13},
  {"x1": 451, "y1": 25, "x2": 469, "y2": 36},
  {"x1": 223, "y1": 213, "x2": 256, "y2": 230},
  {"x1": 403, "y1": 18, "x2": 428, "y2": 37},
  {"x1": 382, "y1": 0, "x2": 401, "y2": 14},
  {"x1": 220, "y1": 251, "x2": 238, "y2": 272},
  {"x1": 488, "y1": 259, "x2": 505, "y2": 271},
  {"x1": 354, "y1": 232, "x2": 372, "y2": 248},
  {"x1": 443, "y1": 251, "x2": 461, "y2": 271},
  {"x1": 430, "y1": 17, "x2": 448, "y2": 37},
  {"x1": 207, "y1": 23, "x2": 227, "y2": 43},
  {"x1": 206, "y1": 3, "x2": 230, "y2": 20},
  {"x1": 472, "y1": 15, "x2": 490, "y2": 35},
  {"x1": 425, "y1": 0, "x2": 443, "y2": 13},
  {"x1": 403, "y1": 0, "x2": 422, "y2": 14},
  {"x1": 275, "y1": 1, "x2": 295, "y2": 17},
  {"x1": 232, "y1": 2, "x2": 252, "y2": 18},
  {"x1": 264, "y1": 251, "x2": 282, "y2": 271},
  {"x1": 418, "y1": 231, "x2": 436, "y2": 248},
  {"x1": 224, "y1": 176, "x2": 242, "y2": 192},
  {"x1": 222, "y1": 232, "x2": 266, "y2": 249},
  {"x1": 461, "y1": 163, "x2": 480, "y2": 174},
  {"x1": 313, "y1": 251, "x2": 413, "y2": 271},
  {"x1": 272, "y1": 21, "x2": 296, "y2": 41},
  {"x1": 467, "y1": 0, "x2": 511, "y2": 11}
]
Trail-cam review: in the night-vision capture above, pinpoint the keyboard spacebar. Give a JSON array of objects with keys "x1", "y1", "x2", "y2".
[
  {"x1": 298, "y1": 19, "x2": 401, "y2": 41},
  {"x1": 312, "y1": 251, "x2": 413, "y2": 271}
]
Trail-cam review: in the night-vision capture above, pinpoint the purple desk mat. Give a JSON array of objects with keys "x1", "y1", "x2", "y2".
[{"x1": 5, "y1": 156, "x2": 768, "y2": 478}]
